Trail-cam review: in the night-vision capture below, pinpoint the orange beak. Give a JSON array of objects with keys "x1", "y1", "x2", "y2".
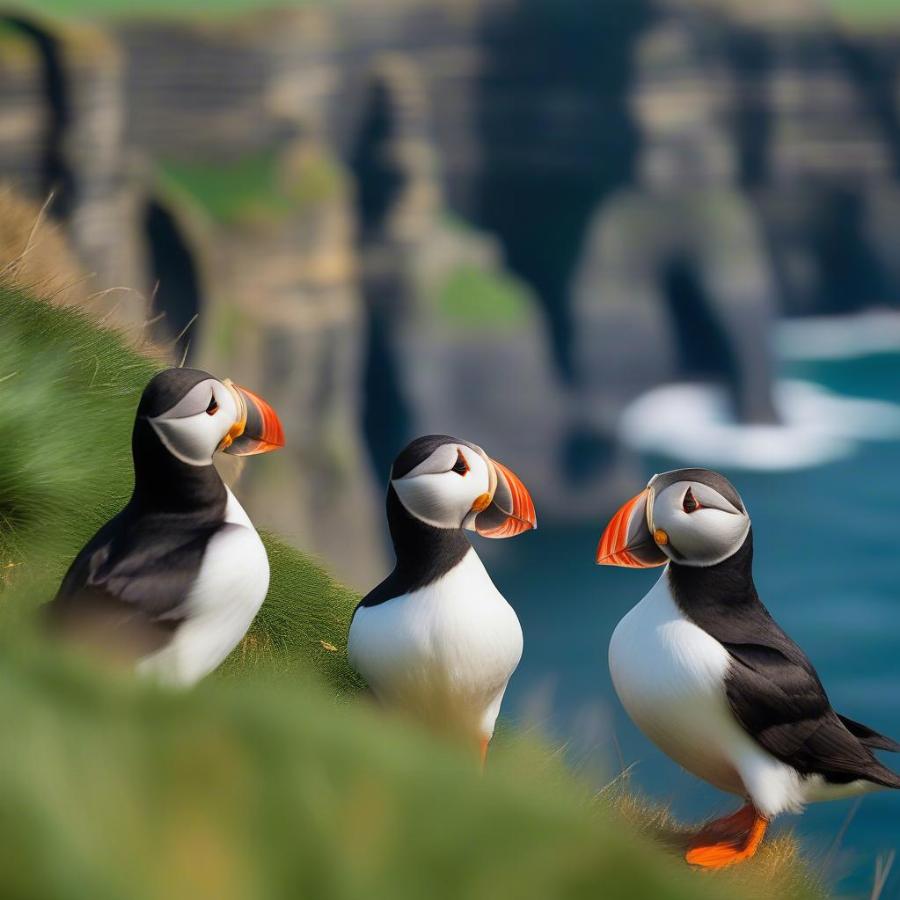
[
  {"x1": 220, "y1": 381, "x2": 285, "y2": 456},
  {"x1": 596, "y1": 488, "x2": 667, "y2": 568},
  {"x1": 473, "y1": 458, "x2": 537, "y2": 539}
]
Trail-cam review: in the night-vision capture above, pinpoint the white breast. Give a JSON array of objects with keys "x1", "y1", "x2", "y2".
[
  {"x1": 137, "y1": 488, "x2": 269, "y2": 687},
  {"x1": 348, "y1": 548, "x2": 523, "y2": 739},
  {"x1": 609, "y1": 570, "x2": 831, "y2": 818}
]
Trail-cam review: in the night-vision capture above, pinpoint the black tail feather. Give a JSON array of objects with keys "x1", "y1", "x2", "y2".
[
  {"x1": 839, "y1": 714, "x2": 900, "y2": 753},
  {"x1": 862, "y1": 758, "x2": 900, "y2": 790}
]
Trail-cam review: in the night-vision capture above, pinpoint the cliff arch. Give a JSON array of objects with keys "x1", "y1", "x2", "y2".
[{"x1": 571, "y1": 188, "x2": 778, "y2": 431}]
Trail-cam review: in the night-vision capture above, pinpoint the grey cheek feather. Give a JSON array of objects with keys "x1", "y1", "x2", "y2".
[
  {"x1": 678, "y1": 513, "x2": 751, "y2": 567},
  {"x1": 650, "y1": 480, "x2": 751, "y2": 567},
  {"x1": 147, "y1": 417, "x2": 212, "y2": 467}
]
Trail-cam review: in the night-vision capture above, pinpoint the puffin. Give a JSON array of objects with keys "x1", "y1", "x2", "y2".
[
  {"x1": 47, "y1": 367, "x2": 285, "y2": 686},
  {"x1": 348, "y1": 435, "x2": 536, "y2": 765},
  {"x1": 597, "y1": 468, "x2": 900, "y2": 868}
]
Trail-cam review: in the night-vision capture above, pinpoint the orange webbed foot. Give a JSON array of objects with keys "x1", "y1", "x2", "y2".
[
  {"x1": 685, "y1": 804, "x2": 768, "y2": 868},
  {"x1": 479, "y1": 736, "x2": 490, "y2": 772}
]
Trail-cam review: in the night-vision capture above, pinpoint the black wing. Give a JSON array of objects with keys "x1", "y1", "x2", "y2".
[
  {"x1": 47, "y1": 508, "x2": 221, "y2": 655},
  {"x1": 722, "y1": 641, "x2": 900, "y2": 787},
  {"x1": 838, "y1": 715, "x2": 900, "y2": 753},
  {"x1": 667, "y1": 543, "x2": 900, "y2": 789}
]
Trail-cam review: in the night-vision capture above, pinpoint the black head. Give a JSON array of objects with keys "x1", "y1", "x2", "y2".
[
  {"x1": 597, "y1": 467, "x2": 750, "y2": 569},
  {"x1": 134, "y1": 368, "x2": 285, "y2": 467},
  {"x1": 136, "y1": 368, "x2": 216, "y2": 419},
  {"x1": 128, "y1": 368, "x2": 285, "y2": 514},
  {"x1": 388, "y1": 434, "x2": 536, "y2": 538}
]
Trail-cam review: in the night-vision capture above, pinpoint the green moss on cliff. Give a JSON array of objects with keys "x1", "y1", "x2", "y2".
[
  {"x1": 827, "y1": 0, "x2": 900, "y2": 27},
  {"x1": 14, "y1": 0, "x2": 335, "y2": 20},
  {"x1": 435, "y1": 265, "x2": 533, "y2": 331},
  {"x1": 158, "y1": 153, "x2": 293, "y2": 226},
  {"x1": 157, "y1": 149, "x2": 344, "y2": 228}
]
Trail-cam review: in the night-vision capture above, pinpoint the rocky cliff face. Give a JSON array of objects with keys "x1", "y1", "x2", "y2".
[
  {"x1": 570, "y1": 0, "x2": 900, "y2": 469},
  {"x1": 3, "y1": 0, "x2": 900, "y2": 571},
  {"x1": 344, "y1": 54, "x2": 568, "y2": 515},
  {"x1": 197, "y1": 138, "x2": 385, "y2": 588},
  {"x1": 0, "y1": 18, "x2": 144, "y2": 326},
  {"x1": 571, "y1": 11, "x2": 779, "y2": 450}
]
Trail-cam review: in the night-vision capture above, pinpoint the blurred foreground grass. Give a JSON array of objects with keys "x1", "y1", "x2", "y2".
[
  {"x1": 0, "y1": 285, "x2": 823, "y2": 898},
  {"x1": 0, "y1": 640, "x2": 808, "y2": 900}
]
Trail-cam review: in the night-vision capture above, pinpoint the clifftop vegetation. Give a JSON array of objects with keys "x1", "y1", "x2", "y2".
[{"x1": 0, "y1": 284, "x2": 823, "y2": 899}]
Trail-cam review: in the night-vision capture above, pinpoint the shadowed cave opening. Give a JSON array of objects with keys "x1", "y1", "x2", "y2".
[
  {"x1": 349, "y1": 75, "x2": 414, "y2": 483},
  {"x1": 811, "y1": 189, "x2": 896, "y2": 314},
  {"x1": 662, "y1": 257, "x2": 738, "y2": 389},
  {"x1": 142, "y1": 199, "x2": 203, "y2": 363},
  {"x1": 563, "y1": 256, "x2": 753, "y2": 488},
  {"x1": 2, "y1": 16, "x2": 75, "y2": 220},
  {"x1": 661, "y1": 256, "x2": 778, "y2": 425}
]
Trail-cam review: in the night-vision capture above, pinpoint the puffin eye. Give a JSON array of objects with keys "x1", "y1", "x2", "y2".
[
  {"x1": 206, "y1": 393, "x2": 219, "y2": 416},
  {"x1": 682, "y1": 487, "x2": 699, "y2": 514},
  {"x1": 451, "y1": 450, "x2": 469, "y2": 476}
]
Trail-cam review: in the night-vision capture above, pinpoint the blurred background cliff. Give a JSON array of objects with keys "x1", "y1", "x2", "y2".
[
  {"x1": 4, "y1": 0, "x2": 900, "y2": 891},
  {"x1": 5, "y1": 0, "x2": 900, "y2": 588}
]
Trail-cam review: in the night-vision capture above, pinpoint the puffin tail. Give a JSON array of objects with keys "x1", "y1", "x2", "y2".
[
  {"x1": 839, "y1": 715, "x2": 900, "y2": 753},
  {"x1": 863, "y1": 760, "x2": 900, "y2": 790}
]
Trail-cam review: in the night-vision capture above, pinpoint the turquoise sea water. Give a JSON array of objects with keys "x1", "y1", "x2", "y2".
[{"x1": 485, "y1": 352, "x2": 900, "y2": 897}]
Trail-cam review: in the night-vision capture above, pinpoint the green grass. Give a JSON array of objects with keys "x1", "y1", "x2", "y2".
[
  {"x1": 0, "y1": 287, "x2": 158, "y2": 586},
  {"x1": 435, "y1": 265, "x2": 533, "y2": 331},
  {"x1": 0, "y1": 284, "x2": 822, "y2": 899}
]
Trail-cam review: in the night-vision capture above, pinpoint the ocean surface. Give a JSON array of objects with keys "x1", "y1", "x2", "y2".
[{"x1": 482, "y1": 347, "x2": 900, "y2": 897}]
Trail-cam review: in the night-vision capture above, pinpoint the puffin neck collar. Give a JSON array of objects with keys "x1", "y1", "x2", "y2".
[
  {"x1": 130, "y1": 418, "x2": 226, "y2": 517},
  {"x1": 667, "y1": 529, "x2": 759, "y2": 614},
  {"x1": 385, "y1": 484, "x2": 471, "y2": 589}
]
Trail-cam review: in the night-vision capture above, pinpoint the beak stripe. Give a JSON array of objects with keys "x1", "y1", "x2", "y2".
[
  {"x1": 596, "y1": 488, "x2": 667, "y2": 568},
  {"x1": 474, "y1": 458, "x2": 537, "y2": 539},
  {"x1": 220, "y1": 381, "x2": 285, "y2": 457}
]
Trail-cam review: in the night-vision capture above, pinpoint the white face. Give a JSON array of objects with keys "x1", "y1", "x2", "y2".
[
  {"x1": 146, "y1": 378, "x2": 240, "y2": 466},
  {"x1": 650, "y1": 478, "x2": 750, "y2": 567},
  {"x1": 391, "y1": 442, "x2": 493, "y2": 530}
]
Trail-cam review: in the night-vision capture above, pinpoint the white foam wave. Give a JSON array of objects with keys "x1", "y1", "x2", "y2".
[
  {"x1": 618, "y1": 380, "x2": 900, "y2": 470},
  {"x1": 776, "y1": 311, "x2": 900, "y2": 361}
]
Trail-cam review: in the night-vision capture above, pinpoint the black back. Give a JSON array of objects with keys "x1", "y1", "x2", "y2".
[
  {"x1": 668, "y1": 531, "x2": 900, "y2": 787},
  {"x1": 46, "y1": 372, "x2": 228, "y2": 652}
]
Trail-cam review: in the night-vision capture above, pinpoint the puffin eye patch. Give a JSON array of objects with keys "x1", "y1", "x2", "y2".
[
  {"x1": 682, "y1": 487, "x2": 700, "y2": 514},
  {"x1": 451, "y1": 450, "x2": 469, "y2": 476},
  {"x1": 206, "y1": 394, "x2": 219, "y2": 416}
]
